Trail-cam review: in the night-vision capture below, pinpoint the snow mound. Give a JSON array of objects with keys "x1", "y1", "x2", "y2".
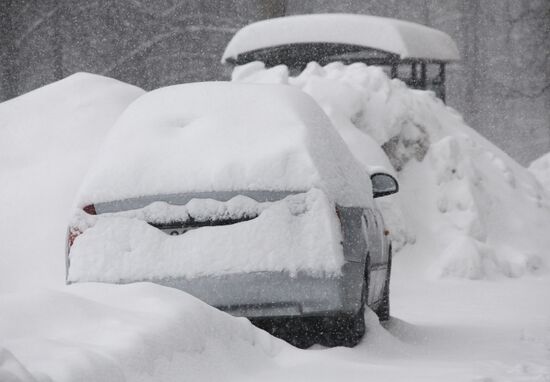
[
  {"x1": 68, "y1": 189, "x2": 344, "y2": 282},
  {"x1": 529, "y1": 153, "x2": 550, "y2": 191},
  {"x1": 233, "y1": 62, "x2": 550, "y2": 279},
  {"x1": 0, "y1": 283, "x2": 282, "y2": 382},
  {"x1": 0, "y1": 73, "x2": 144, "y2": 292},
  {"x1": 232, "y1": 61, "x2": 431, "y2": 170},
  {"x1": 0, "y1": 348, "x2": 35, "y2": 382},
  {"x1": 77, "y1": 82, "x2": 372, "y2": 208}
]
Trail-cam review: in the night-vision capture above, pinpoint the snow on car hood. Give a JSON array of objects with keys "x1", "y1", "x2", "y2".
[{"x1": 67, "y1": 189, "x2": 344, "y2": 282}]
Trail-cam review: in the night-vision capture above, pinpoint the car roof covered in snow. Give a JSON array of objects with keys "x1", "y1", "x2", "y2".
[
  {"x1": 77, "y1": 82, "x2": 373, "y2": 208},
  {"x1": 222, "y1": 13, "x2": 460, "y2": 64}
]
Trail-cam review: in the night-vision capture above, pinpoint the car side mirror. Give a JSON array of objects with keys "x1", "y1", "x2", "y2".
[{"x1": 371, "y1": 173, "x2": 399, "y2": 198}]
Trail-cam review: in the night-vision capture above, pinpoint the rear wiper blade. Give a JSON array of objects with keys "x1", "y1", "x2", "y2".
[{"x1": 148, "y1": 215, "x2": 258, "y2": 235}]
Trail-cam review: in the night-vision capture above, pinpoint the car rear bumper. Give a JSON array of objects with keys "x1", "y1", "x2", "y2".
[{"x1": 153, "y1": 262, "x2": 365, "y2": 319}]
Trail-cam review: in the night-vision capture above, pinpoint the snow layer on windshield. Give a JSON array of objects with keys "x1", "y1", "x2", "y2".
[
  {"x1": 0, "y1": 73, "x2": 144, "y2": 292},
  {"x1": 222, "y1": 14, "x2": 459, "y2": 62},
  {"x1": 76, "y1": 82, "x2": 372, "y2": 208},
  {"x1": 68, "y1": 189, "x2": 344, "y2": 282},
  {"x1": 234, "y1": 62, "x2": 550, "y2": 279}
]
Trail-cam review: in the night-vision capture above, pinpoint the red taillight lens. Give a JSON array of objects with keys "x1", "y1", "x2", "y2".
[
  {"x1": 67, "y1": 228, "x2": 82, "y2": 248},
  {"x1": 83, "y1": 204, "x2": 96, "y2": 215},
  {"x1": 335, "y1": 207, "x2": 342, "y2": 222}
]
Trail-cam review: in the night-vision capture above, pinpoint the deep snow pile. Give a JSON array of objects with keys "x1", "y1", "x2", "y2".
[
  {"x1": 1, "y1": 71, "x2": 549, "y2": 382},
  {"x1": 68, "y1": 189, "x2": 344, "y2": 282},
  {"x1": 234, "y1": 62, "x2": 550, "y2": 279},
  {"x1": 0, "y1": 282, "x2": 281, "y2": 382},
  {"x1": 529, "y1": 153, "x2": 550, "y2": 191},
  {"x1": 76, "y1": 82, "x2": 372, "y2": 209},
  {"x1": 0, "y1": 73, "x2": 144, "y2": 292}
]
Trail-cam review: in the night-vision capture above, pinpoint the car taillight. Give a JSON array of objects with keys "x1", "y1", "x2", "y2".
[
  {"x1": 65, "y1": 226, "x2": 83, "y2": 283},
  {"x1": 67, "y1": 228, "x2": 82, "y2": 249},
  {"x1": 335, "y1": 207, "x2": 342, "y2": 222},
  {"x1": 83, "y1": 204, "x2": 96, "y2": 215}
]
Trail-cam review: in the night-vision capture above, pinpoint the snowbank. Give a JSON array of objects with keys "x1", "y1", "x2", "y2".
[
  {"x1": 77, "y1": 82, "x2": 372, "y2": 208},
  {"x1": 529, "y1": 152, "x2": 550, "y2": 191},
  {"x1": 0, "y1": 348, "x2": 35, "y2": 382},
  {"x1": 0, "y1": 73, "x2": 144, "y2": 292},
  {"x1": 1, "y1": 62, "x2": 549, "y2": 382},
  {"x1": 68, "y1": 189, "x2": 344, "y2": 282},
  {"x1": 0, "y1": 283, "x2": 281, "y2": 382},
  {"x1": 233, "y1": 62, "x2": 550, "y2": 279}
]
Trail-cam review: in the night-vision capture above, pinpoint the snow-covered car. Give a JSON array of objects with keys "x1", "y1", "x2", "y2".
[{"x1": 65, "y1": 82, "x2": 398, "y2": 347}]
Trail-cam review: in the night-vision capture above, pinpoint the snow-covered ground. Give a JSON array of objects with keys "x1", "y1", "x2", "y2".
[
  {"x1": 3, "y1": 275, "x2": 548, "y2": 382},
  {"x1": 0, "y1": 283, "x2": 282, "y2": 382},
  {"x1": 1, "y1": 70, "x2": 549, "y2": 381}
]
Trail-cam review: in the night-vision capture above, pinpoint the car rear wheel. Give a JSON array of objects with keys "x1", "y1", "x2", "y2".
[
  {"x1": 317, "y1": 257, "x2": 369, "y2": 347},
  {"x1": 252, "y1": 258, "x2": 371, "y2": 348},
  {"x1": 250, "y1": 316, "x2": 318, "y2": 349},
  {"x1": 316, "y1": 308, "x2": 365, "y2": 347}
]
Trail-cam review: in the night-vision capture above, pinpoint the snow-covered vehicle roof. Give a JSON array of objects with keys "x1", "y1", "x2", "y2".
[
  {"x1": 222, "y1": 13, "x2": 460, "y2": 65},
  {"x1": 77, "y1": 82, "x2": 372, "y2": 208}
]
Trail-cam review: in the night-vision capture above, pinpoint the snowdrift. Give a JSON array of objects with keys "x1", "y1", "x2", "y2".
[
  {"x1": 233, "y1": 62, "x2": 550, "y2": 279},
  {"x1": 529, "y1": 153, "x2": 550, "y2": 191},
  {"x1": 1, "y1": 65, "x2": 549, "y2": 382},
  {"x1": 0, "y1": 282, "x2": 281, "y2": 382},
  {"x1": 0, "y1": 73, "x2": 144, "y2": 292}
]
